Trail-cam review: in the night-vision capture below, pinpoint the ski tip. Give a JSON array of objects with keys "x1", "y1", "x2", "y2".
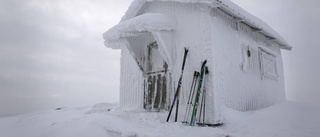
[
  {"x1": 184, "y1": 47, "x2": 189, "y2": 52},
  {"x1": 202, "y1": 60, "x2": 207, "y2": 66}
]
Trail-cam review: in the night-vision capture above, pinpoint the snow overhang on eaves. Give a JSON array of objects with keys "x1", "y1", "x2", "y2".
[
  {"x1": 212, "y1": 0, "x2": 292, "y2": 50},
  {"x1": 103, "y1": 13, "x2": 176, "y2": 49},
  {"x1": 121, "y1": 0, "x2": 292, "y2": 50}
]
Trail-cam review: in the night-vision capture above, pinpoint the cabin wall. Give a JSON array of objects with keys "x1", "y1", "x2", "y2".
[
  {"x1": 119, "y1": 46, "x2": 144, "y2": 109},
  {"x1": 120, "y1": 1, "x2": 223, "y2": 124},
  {"x1": 144, "y1": 2, "x2": 222, "y2": 124},
  {"x1": 119, "y1": 1, "x2": 286, "y2": 124},
  {"x1": 210, "y1": 9, "x2": 286, "y2": 112}
]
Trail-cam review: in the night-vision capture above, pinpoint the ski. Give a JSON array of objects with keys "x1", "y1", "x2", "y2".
[
  {"x1": 166, "y1": 48, "x2": 189, "y2": 122},
  {"x1": 190, "y1": 60, "x2": 207, "y2": 126},
  {"x1": 198, "y1": 66, "x2": 209, "y2": 126}
]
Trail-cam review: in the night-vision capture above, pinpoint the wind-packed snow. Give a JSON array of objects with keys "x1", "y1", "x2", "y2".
[
  {"x1": 0, "y1": 101, "x2": 319, "y2": 137},
  {"x1": 103, "y1": 13, "x2": 176, "y2": 48},
  {"x1": 223, "y1": 101, "x2": 320, "y2": 137}
]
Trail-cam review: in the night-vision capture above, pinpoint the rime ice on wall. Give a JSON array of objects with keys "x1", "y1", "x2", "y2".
[
  {"x1": 210, "y1": 9, "x2": 286, "y2": 112},
  {"x1": 120, "y1": 48, "x2": 144, "y2": 108},
  {"x1": 144, "y1": 2, "x2": 218, "y2": 123}
]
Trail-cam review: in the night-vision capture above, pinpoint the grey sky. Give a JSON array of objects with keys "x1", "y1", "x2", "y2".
[
  {"x1": 0, "y1": 0, "x2": 130, "y2": 116},
  {"x1": 0, "y1": 0, "x2": 319, "y2": 117}
]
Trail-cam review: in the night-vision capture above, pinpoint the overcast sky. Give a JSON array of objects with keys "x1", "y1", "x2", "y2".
[{"x1": 0, "y1": 0, "x2": 319, "y2": 117}]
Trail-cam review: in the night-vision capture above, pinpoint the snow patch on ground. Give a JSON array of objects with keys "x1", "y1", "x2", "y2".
[
  {"x1": 222, "y1": 101, "x2": 320, "y2": 137},
  {"x1": 0, "y1": 101, "x2": 319, "y2": 137}
]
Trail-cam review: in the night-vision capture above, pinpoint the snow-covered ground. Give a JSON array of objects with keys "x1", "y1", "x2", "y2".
[{"x1": 0, "y1": 101, "x2": 319, "y2": 137}]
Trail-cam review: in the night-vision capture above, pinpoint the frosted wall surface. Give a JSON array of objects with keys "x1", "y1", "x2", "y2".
[
  {"x1": 120, "y1": 48, "x2": 144, "y2": 109},
  {"x1": 144, "y1": 2, "x2": 222, "y2": 124},
  {"x1": 210, "y1": 9, "x2": 286, "y2": 112}
]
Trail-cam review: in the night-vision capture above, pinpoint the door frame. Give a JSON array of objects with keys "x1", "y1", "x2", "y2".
[{"x1": 143, "y1": 42, "x2": 172, "y2": 111}]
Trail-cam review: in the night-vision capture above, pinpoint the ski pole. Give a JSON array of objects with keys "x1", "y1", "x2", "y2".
[
  {"x1": 166, "y1": 48, "x2": 189, "y2": 122},
  {"x1": 183, "y1": 71, "x2": 198, "y2": 123}
]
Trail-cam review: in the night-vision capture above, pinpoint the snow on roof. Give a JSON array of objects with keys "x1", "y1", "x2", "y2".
[
  {"x1": 120, "y1": 0, "x2": 292, "y2": 50},
  {"x1": 103, "y1": 13, "x2": 176, "y2": 49}
]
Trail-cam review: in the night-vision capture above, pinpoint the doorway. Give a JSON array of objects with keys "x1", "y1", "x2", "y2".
[{"x1": 143, "y1": 42, "x2": 170, "y2": 111}]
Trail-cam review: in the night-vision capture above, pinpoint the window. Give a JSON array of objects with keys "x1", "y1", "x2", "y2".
[{"x1": 259, "y1": 47, "x2": 278, "y2": 80}]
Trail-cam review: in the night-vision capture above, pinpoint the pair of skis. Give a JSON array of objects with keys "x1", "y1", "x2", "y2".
[
  {"x1": 183, "y1": 61, "x2": 208, "y2": 126},
  {"x1": 166, "y1": 48, "x2": 208, "y2": 126},
  {"x1": 195, "y1": 65, "x2": 208, "y2": 126}
]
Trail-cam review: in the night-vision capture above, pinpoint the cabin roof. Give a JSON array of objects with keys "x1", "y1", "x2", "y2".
[
  {"x1": 103, "y1": 13, "x2": 176, "y2": 44},
  {"x1": 119, "y1": 0, "x2": 292, "y2": 50}
]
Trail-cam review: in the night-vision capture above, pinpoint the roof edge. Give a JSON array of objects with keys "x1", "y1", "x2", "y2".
[{"x1": 119, "y1": 0, "x2": 292, "y2": 50}]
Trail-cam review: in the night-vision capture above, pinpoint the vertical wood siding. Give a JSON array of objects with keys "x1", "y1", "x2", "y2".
[
  {"x1": 144, "y1": 2, "x2": 217, "y2": 124},
  {"x1": 210, "y1": 9, "x2": 286, "y2": 112},
  {"x1": 120, "y1": 48, "x2": 144, "y2": 109}
]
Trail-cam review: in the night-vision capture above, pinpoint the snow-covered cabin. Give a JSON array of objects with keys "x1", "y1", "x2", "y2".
[{"x1": 103, "y1": 0, "x2": 291, "y2": 125}]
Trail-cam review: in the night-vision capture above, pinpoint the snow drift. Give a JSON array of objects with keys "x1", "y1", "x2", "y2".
[{"x1": 0, "y1": 101, "x2": 319, "y2": 137}]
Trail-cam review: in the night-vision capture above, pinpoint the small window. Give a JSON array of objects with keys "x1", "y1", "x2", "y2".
[{"x1": 259, "y1": 47, "x2": 278, "y2": 80}]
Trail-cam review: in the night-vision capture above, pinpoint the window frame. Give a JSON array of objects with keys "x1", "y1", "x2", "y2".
[{"x1": 259, "y1": 47, "x2": 279, "y2": 80}]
